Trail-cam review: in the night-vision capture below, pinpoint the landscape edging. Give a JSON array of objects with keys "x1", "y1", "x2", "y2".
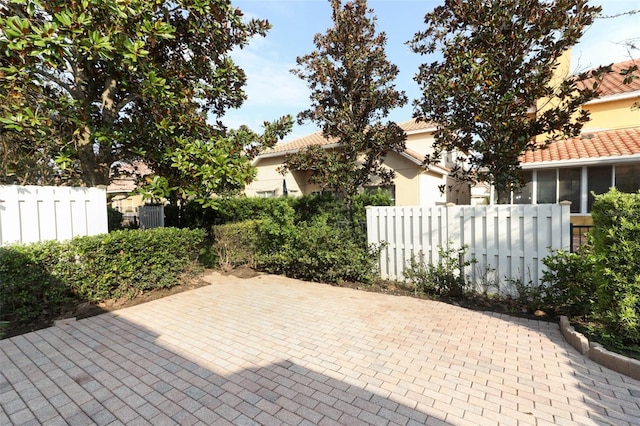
[{"x1": 559, "y1": 315, "x2": 640, "y2": 381}]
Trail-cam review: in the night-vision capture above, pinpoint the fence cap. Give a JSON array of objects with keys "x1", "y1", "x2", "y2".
[
  {"x1": 559, "y1": 200, "x2": 572, "y2": 206},
  {"x1": 446, "y1": 202, "x2": 456, "y2": 207}
]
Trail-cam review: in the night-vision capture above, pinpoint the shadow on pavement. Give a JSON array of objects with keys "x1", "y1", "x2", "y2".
[{"x1": 1, "y1": 273, "x2": 639, "y2": 425}]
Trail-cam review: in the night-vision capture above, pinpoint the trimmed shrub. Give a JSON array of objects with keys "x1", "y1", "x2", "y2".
[
  {"x1": 179, "y1": 197, "x2": 293, "y2": 228},
  {"x1": 0, "y1": 228, "x2": 204, "y2": 332},
  {"x1": 541, "y1": 248, "x2": 596, "y2": 317},
  {"x1": 0, "y1": 241, "x2": 73, "y2": 326},
  {"x1": 590, "y1": 189, "x2": 640, "y2": 343},
  {"x1": 256, "y1": 215, "x2": 379, "y2": 284},
  {"x1": 55, "y1": 228, "x2": 204, "y2": 301},
  {"x1": 212, "y1": 221, "x2": 261, "y2": 271},
  {"x1": 107, "y1": 207, "x2": 124, "y2": 231}
]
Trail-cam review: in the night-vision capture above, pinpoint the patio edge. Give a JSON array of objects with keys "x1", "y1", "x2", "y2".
[{"x1": 560, "y1": 315, "x2": 640, "y2": 381}]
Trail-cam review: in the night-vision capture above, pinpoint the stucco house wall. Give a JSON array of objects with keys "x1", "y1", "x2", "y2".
[{"x1": 246, "y1": 119, "x2": 469, "y2": 206}]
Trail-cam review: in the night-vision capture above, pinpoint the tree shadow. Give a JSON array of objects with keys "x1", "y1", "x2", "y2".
[{"x1": 1, "y1": 275, "x2": 639, "y2": 425}]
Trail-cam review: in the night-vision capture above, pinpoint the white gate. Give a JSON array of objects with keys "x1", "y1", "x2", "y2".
[{"x1": 366, "y1": 203, "x2": 571, "y2": 288}]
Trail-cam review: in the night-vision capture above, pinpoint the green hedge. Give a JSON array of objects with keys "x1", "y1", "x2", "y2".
[
  {"x1": 0, "y1": 228, "x2": 204, "y2": 331},
  {"x1": 212, "y1": 221, "x2": 261, "y2": 270},
  {"x1": 590, "y1": 189, "x2": 640, "y2": 343},
  {"x1": 255, "y1": 215, "x2": 379, "y2": 284}
]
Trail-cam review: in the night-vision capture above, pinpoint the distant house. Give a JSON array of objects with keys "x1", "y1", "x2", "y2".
[
  {"x1": 245, "y1": 119, "x2": 471, "y2": 206},
  {"x1": 107, "y1": 162, "x2": 151, "y2": 223},
  {"x1": 503, "y1": 59, "x2": 640, "y2": 225}
]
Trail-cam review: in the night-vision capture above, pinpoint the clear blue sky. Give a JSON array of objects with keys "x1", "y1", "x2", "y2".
[{"x1": 221, "y1": 0, "x2": 640, "y2": 140}]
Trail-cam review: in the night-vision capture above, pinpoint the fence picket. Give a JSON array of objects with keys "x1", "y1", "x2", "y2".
[
  {"x1": 366, "y1": 204, "x2": 569, "y2": 289},
  {"x1": 0, "y1": 185, "x2": 108, "y2": 246}
]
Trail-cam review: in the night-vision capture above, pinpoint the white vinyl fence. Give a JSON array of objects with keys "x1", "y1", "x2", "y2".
[
  {"x1": 0, "y1": 185, "x2": 108, "y2": 247},
  {"x1": 366, "y1": 203, "x2": 571, "y2": 290}
]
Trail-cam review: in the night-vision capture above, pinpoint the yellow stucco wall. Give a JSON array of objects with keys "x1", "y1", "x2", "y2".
[{"x1": 582, "y1": 98, "x2": 640, "y2": 131}]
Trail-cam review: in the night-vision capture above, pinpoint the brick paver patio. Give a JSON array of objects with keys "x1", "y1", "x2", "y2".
[{"x1": 1, "y1": 272, "x2": 639, "y2": 425}]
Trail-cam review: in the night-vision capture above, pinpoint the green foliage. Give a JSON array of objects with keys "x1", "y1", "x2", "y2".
[
  {"x1": 0, "y1": 0, "x2": 290, "y2": 192},
  {"x1": 409, "y1": 0, "x2": 604, "y2": 197},
  {"x1": 541, "y1": 248, "x2": 596, "y2": 316},
  {"x1": 289, "y1": 190, "x2": 392, "y2": 228},
  {"x1": 283, "y1": 0, "x2": 407, "y2": 200},
  {"x1": 0, "y1": 241, "x2": 73, "y2": 326},
  {"x1": 256, "y1": 215, "x2": 379, "y2": 284},
  {"x1": 404, "y1": 244, "x2": 475, "y2": 298},
  {"x1": 253, "y1": 203, "x2": 298, "y2": 255},
  {"x1": 176, "y1": 197, "x2": 294, "y2": 229},
  {"x1": 107, "y1": 207, "x2": 123, "y2": 231},
  {"x1": 212, "y1": 221, "x2": 261, "y2": 271},
  {"x1": 0, "y1": 228, "x2": 204, "y2": 331},
  {"x1": 288, "y1": 193, "x2": 347, "y2": 224},
  {"x1": 590, "y1": 189, "x2": 640, "y2": 343}
]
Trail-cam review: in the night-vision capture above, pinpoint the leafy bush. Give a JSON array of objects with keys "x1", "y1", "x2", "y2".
[
  {"x1": 201, "y1": 192, "x2": 391, "y2": 282},
  {"x1": 212, "y1": 221, "x2": 261, "y2": 271},
  {"x1": 0, "y1": 228, "x2": 204, "y2": 332},
  {"x1": 289, "y1": 192, "x2": 346, "y2": 224},
  {"x1": 107, "y1": 207, "x2": 123, "y2": 231},
  {"x1": 590, "y1": 189, "x2": 640, "y2": 343},
  {"x1": 178, "y1": 197, "x2": 293, "y2": 229},
  {"x1": 0, "y1": 241, "x2": 73, "y2": 326},
  {"x1": 403, "y1": 244, "x2": 475, "y2": 298},
  {"x1": 256, "y1": 215, "x2": 379, "y2": 284},
  {"x1": 541, "y1": 248, "x2": 596, "y2": 317},
  {"x1": 58, "y1": 228, "x2": 204, "y2": 301}
]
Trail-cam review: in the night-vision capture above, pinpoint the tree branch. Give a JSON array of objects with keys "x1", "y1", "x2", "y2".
[{"x1": 33, "y1": 69, "x2": 76, "y2": 99}]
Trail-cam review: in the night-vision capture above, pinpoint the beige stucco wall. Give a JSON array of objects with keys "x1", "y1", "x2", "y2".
[
  {"x1": 246, "y1": 127, "x2": 457, "y2": 205},
  {"x1": 110, "y1": 193, "x2": 145, "y2": 213},
  {"x1": 405, "y1": 131, "x2": 435, "y2": 154},
  {"x1": 246, "y1": 156, "x2": 303, "y2": 197}
]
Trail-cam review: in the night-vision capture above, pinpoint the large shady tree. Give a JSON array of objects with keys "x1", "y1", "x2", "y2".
[
  {"x1": 282, "y1": 0, "x2": 407, "y2": 202},
  {"x1": 409, "y1": 0, "x2": 606, "y2": 201},
  {"x1": 0, "y1": 0, "x2": 291, "y2": 202}
]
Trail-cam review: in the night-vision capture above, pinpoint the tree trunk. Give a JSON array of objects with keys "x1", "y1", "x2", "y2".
[{"x1": 76, "y1": 125, "x2": 110, "y2": 187}]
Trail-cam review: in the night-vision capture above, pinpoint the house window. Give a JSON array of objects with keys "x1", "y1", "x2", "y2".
[
  {"x1": 508, "y1": 163, "x2": 639, "y2": 213},
  {"x1": 537, "y1": 169, "x2": 557, "y2": 204},
  {"x1": 513, "y1": 171, "x2": 533, "y2": 204},
  {"x1": 587, "y1": 165, "x2": 612, "y2": 212},
  {"x1": 364, "y1": 185, "x2": 396, "y2": 205},
  {"x1": 558, "y1": 168, "x2": 581, "y2": 213},
  {"x1": 256, "y1": 190, "x2": 276, "y2": 198},
  {"x1": 615, "y1": 164, "x2": 640, "y2": 194}
]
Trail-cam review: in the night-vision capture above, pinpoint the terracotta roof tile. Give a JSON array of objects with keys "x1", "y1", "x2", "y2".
[
  {"x1": 577, "y1": 59, "x2": 640, "y2": 97},
  {"x1": 521, "y1": 128, "x2": 640, "y2": 164},
  {"x1": 264, "y1": 119, "x2": 436, "y2": 155}
]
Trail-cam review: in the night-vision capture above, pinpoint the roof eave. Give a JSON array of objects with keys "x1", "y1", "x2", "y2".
[
  {"x1": 583, "y1": 90, "x2": 640, "y2": 106},
  {"x1": 253, "y1": 143, "x2": 341, "y2": 164},
  {"x1": 521, "y1": 153, "x2": 640, "y2": 169}
]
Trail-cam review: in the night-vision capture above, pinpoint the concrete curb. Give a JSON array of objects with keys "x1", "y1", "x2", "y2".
[{"x1": 559, "y1": 315, "x2": 640, "y2": 380}]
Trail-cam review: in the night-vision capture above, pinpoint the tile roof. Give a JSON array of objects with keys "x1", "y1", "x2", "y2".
[
  {"x1": 107, "y1": 162, "x2": 152, "y2": 193},
  {"x1": 577, "y1": 59, "x2": 640, "y2": 97},
  {"x1": 521, "y1": 128, "x2": 640, "y2": 164},
  {"x1": 263, "y1": 118, "x2": 436, "y2": 155},
  {"x1": 266, "y1": 130, "x2": 334, "y2": 154}
]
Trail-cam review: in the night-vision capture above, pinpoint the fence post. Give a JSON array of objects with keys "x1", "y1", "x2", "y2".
[{"x1": 559, "y1": 201, "x2": 572, "y2": 252}]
